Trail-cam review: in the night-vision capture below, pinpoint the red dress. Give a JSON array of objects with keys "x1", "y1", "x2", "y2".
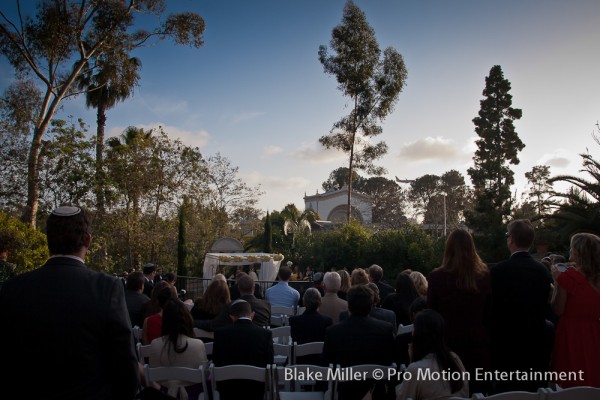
[
  {"x1": 145, "y1": 313, "x2": 163, "y2": 344},
  {"x1": 552, "y1": 268, "x2": 600, "y2": 387}
]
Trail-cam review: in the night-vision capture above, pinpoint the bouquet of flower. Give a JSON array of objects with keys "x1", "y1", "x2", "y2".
[
  {"x1": 247, "y1": 255, "x2": 258, "y2": 263},
  {"x1": 232, "y1": 255, "x2": 244, "y2": 262},
  {"x1": 273, "y1": 253, "x2": 284, "y2": 261},
  {"x1": 259, "y1": 255, "x2": 272, "y2": 262},
  {"x1": 219, "y1": 255, "x2": 232, "y2": 263}
]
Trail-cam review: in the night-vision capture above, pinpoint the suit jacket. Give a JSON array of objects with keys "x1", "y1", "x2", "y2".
[
  {"x1": 143, "y1": 277, "x2": 155, "y2": 297},
  {"x1": 0, "y1": 257, "x2": 139, "y2": 400},
  {"x1": 375, "y1": 280, "x2": 395, "y2": 305},
  {"x1": 339, "y1": 307, "x2": 396, "y2": 332},
  {"x1": 319, "y1": 292, "x2": 348, "y2": 324},
  {"x1": 490, "y1": 251, "x2": 553, "y2": 392},
  {"x1": 240, "y1": 294, "x2": 271, "y2": 328},
  {"x1": 125, "y1": 289, "x2": 150, "y2": 327},
  {"x1": 323, "y1": 315, "x2": 395, "y2": 400},
  {"x1": 212, "y1": 319, "x2": 274, "y2": 400},
  {"x1": 289, "y1": 309, "x2": 332, "y2": 366}
]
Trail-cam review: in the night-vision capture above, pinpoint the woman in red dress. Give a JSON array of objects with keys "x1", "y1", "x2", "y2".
[{"x1": 552, "y1": 232, "x2": 600, "y2": 388}]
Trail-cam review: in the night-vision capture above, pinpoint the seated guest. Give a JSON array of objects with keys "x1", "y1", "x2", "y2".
[
  {"x1": 149, "y1": 298, "x2": 208, "y2": 399},
  {"x1": 350, "y1": 267, "x2": 370, "y2": 287},
  {"x1": 311, "y1": 272, "x2": 325, "y2": 296},
  {"x1": 230, "y1": 271, "x2": 264, "y2": 301},
  {"x1": 319, "y1": 271, "x2": 348, "y2": 324},
  {"x1": 409, "y1": 271, "x2": 428, "y2": 298},
  {"x1": 237, "y1": 273, "x2": 271, "y2": 328},
  {"x1": 382, "y1": 273, "x2": 420, "y2": 327},
  {"x1": 142, "y1": 284, "x2": 177, "y2": 345},
  {"x1": 337, "y1": 269, "x2": 351, "y2": 300},
  {"x1": 289, "y1": 288, "x2": 333, "y2": 365},
  {"x1": 212, "y1": 300, "x2": 274, "y2": 400},
  {"x1": 141, "y1": 280, "x2": 174, "y2": 320},
  {"x1": 323, "y1": 285, "x2": 395, "y2": 400},
  {"x1": 395, "y1": 309, "x2": 469, "y2": 400},
  {"x1": 340, "y1": 283, "x2": 396, "y2": 329},
  {"x1": 265, "y1": 266, "x2": 300, "y2": 308},
  {"x1": 125, "y1": 270, "x2": 150, "y2": 327},
  {"x1": 395, "y1": 296, "x2": 428, "y2": 367},
  {"x1": 191, "y1": 278, "x2": 233, "y2": 332},
  {"x1": 368, "y1": 264, "x2": 395, "y2": 302}
]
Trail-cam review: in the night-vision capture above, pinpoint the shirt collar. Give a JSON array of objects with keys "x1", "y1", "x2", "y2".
[{"x1": 50, "y1": 254, "x2": 85, "y2": 263}]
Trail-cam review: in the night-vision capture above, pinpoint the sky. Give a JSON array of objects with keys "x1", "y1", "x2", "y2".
[{"x1": 1, "y1": 0, "x2": 599, "y2": 214}]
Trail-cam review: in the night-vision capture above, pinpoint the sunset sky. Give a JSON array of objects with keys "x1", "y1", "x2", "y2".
[{"x1": 1, "y1": 0, "x2": 599, "y2": 214}]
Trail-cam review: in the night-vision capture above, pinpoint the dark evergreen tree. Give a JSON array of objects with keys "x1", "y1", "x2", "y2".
[
  {"x1": 466, "y1": 65, "x2": 524, "y2": 261},
  {"x1": 263, "y1": 211, "x2": 273, "y2": 253}
]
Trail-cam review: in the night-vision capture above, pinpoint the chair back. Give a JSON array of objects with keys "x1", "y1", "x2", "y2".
[
  {"x1": 396, "y1": 324, "x2": 413, "y2": 336},
  {"x1": 272, "y1": 364, "x2": 333, "y2": 400},
  {"x1": 132, "y1": 325, "x2": 143, "y2": 343},
  {"x1": 208, "y1": 363, "x2": 271, "y2": 400},
  {"x1": 271, "y1": 306, "x2": 296, "y2": 316},
  {"x1": 539, "y1": 387, "x2": 600, "y2": 400},
  {"x1": 136, "y1": 342, "x2": 154, "y2": 362},
  {"x1": 193, "y1": 328, "x2": 215, "y2": 340},
  {"x1": 292, "y1": 341, "x2": 324, "y2": 365},
  {"x1": 204, "y1": 342, "x2": 213, "y2": 357},
  {"x1": 143, "y1": 364, "x2": 207, "y2": 399},
  {"x1": 271, "y1": 325, "x2": 292, "y2": 344},
  {"x1": 273, "y1": 343, "x2": 292, "y2": 366}
]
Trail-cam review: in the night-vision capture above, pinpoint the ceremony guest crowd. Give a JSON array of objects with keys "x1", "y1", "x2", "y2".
[{"x1": 0, "y1": 206, "x2": 599, "y2": 400}]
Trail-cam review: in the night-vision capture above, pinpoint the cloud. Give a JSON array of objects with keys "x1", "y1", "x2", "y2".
[
  {"x1": 290, "y1": 141, "x2": 346, "y2": 163},
  {"x1": 263, "y1": 145, "x2": 283, "y2": 156},
  {"x1": 545, "y1": 157, "x2": 570, "y2": 168},
  {"x1": 536, "y1": 149, "x2": 574, "y2": 169},
  {"x1": 398, "y1": 136, "x2": 467, "y2": 162},
  {"x1": 107, "y1": 123, "x2": 210, "y2": 149},
  {"x1": 243, "y1": 171, "x2": 310, "y2": 190}
]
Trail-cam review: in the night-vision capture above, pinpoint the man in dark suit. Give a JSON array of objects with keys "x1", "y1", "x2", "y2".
[
  {"x1": 142, "y1": 263, "x2": 156, "y2": 297},
  {"x1": 368, "y1": 264, "x2": 395, "y2": 304},
  {"x1": 124, "y1": 270, "x2": 150, "y2": 327},
  {"x1": 212, "y1": 299, "x2": 274, "y2": 400},
  {"x1": 323, "y1": 285, "x2": 395, "y2": 400},
  {"x1": 0, "y1": 206, "x2": 139, "y2": 400},
  {"x1": 491, "y1": 219, "x2": 553, "y2": 393},
  {"x1": 237, "y1": 273, "x2": 271, "y2": 327}
]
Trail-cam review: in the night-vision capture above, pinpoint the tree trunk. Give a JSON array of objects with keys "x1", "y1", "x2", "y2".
[
  {"x1": 95, "y1": 99, "x2": 107, "y2": 214},
  {"x1": 22, "y1": 123, "x2": 48, "y2": 227}
]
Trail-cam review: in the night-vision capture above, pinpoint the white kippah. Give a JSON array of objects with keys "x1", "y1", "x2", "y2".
[{"x1": 51, "y1": 206, "x2": 82, "y2": 216}]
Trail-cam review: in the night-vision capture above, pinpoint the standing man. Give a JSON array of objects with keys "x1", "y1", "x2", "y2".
[
  {"x1": 491, "y1": 219, "x2": 553, "y2": 393},
  {"x1": 142, "y1": 263, "x2": 156, "y2": 297},
  {"x1": 0, "y1": 205, "x2": 139, "y2": 399}
]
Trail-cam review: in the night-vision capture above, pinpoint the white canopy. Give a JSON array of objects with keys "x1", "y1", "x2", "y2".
[{"x1": 202, "y1": 252, "x2": 284, "y2": 287}]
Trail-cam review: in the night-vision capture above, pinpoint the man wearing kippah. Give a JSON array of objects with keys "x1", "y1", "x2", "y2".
[
  {"x1": 212, "y1": 299, "x2": 274, "y2": 400},
  {"x1": 0, "y1": 205, "x2": 139, "y2": 400}
]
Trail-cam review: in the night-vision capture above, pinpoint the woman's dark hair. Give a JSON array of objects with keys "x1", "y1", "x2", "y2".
[
  {"x1": 161, "y1": 298, "x2": 195, "y2": 354},
  {"x1": 411, "y1": 309, "x2": 464, "y2": 393},
  {"x1": 440, "y1": 228, "x2": 488, "y2": 292}
]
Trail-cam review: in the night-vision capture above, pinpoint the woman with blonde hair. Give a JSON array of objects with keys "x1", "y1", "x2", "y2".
[
  {"x1": 427, "y1": 228, "x2": 491, "y2": 395},
  {"x1": 337, "y1": 269, "x2": 351, "y2": 300},
  {"x1": 409, "y1": 271, "x2": 428, "y2": 297},
  {"x1": 552, "y1": 232, "x2": 600, "y2": 388},
  {"x1": 350, "y1": 267, "x2": 369, "y2": 286}
]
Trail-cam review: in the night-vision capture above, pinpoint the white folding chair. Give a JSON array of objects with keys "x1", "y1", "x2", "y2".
[
  {"x1": 396, "y1": 324, "x2": 413, "y2": 336},
  {"x1": 472, "y1": 388, "x2": 547, "y2": 399},
  {"x1": 271, "y1": 325, "x2": 292, "y2": 345},
  {"x1": 542, "y1": 386, "x2": 600, "y2": 400},
  {"x1": 136, "y1": 342, "x2": 154, "y2": 362},
  {"x1": 292, "y1": 341, "x2": 324, "y2": 365},
  {"x1": 272, "y1": 364, "x2": 333, "y2": 400},
  {"x1": 332, "y1": 363, "x2": 397, "y2": 400},
  {"x1": 274, "y1": 343, "x2": 292, "y2": 366},
  {"x1": 271, "y1": 306, "x2": 296, "y2": 316},
  {"x1": 204, "y1": 363, "x2": 271, "y2": 400},
  {"x1": 132, "y1": 325, "x2": 143, "y2": 343},
  {"x1": 143, "y1": 364, "x2": 207, "y2": 400},
  {"x1": 204, "y1": 342, "x2": 213, "y2": 358},
  {"x1": 296, "y1": 306, "x2": 306, "y2": 315},
  {"x1": 193, "y1": 327, "x2": 215, "y2": 340}
]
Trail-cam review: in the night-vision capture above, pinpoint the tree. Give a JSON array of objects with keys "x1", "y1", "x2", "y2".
[
  {"x1": 0, "y1": 0, "x2": 205, "y2": 226},
  {"x1": 360, "y1": 176, "x2": 408, "y2": 229},
  {"x1": 524, "y1": 165, "x2": 553, "y2": 218},
  {"x1": 321, "y1": 167, "x2": 363, "y2": 192},
  {"x1": 177, "y1": 196, "x2": 189, "y2": 278},
  {"x1": 0, "y1": 79, "x2": 41, "y2": 210},
  {"x1": 318, "y1": 0, "x2": 407, "y2": 223},
  {"x1": 281, "y1": 203, "x2": 319, "y2": 261},
  {"x1": 547, "y1": 134, "x2": 600, "y2": 238},
  {"x1": 466, "y1": 65, "x2": 524, "y2": 260},
  {"x1": 263, "y1": 211, "x2": 273, "y2": 253},
  {"x1": 76, "y1": 48, "x2": 142, "y2": 214}
]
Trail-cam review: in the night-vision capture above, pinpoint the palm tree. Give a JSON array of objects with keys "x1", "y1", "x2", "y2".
[
  {"x1": 281, "y1": 204, "x2": 319, "y2": 249},
  {"x1": 77, "y1": 49, "x2": 141, "y2": 213},
  {"x1": 547, "y1": 137, "x2": 600, "y2": 238}
]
